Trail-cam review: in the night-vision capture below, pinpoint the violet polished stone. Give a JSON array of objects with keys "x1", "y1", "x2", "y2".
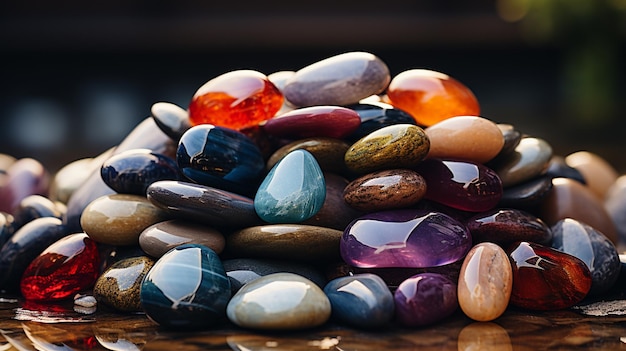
[
  {"x1": 394, "y1": 273, "x2": 458, "y2": 327},
  {"x1": 340, "y1": 209, "x2": 471, "y2": 268},
  {"x1": 0, "y1": 158, "x2": 50, "y2": 215},
  {"x1": 262, "y1": 105, "x2": 361, "y2": 139},
  {"x1": 414, "y1": 158, "x2": 502, "y2": 212}
]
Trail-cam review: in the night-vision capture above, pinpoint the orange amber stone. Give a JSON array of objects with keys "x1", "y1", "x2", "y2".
[
  {"x1": 189, "y1": 70, "x2": 284, "y2": 131},
  {"x1": 386, "y1": 69, "x2": 480, "y2": 127}
]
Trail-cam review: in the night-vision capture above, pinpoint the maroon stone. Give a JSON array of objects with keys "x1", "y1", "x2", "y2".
[
  {"x1": 465, "y1": 208, "x2": 552, "y2": 246},
  {"x1": 262, "y1": 105, "x2": 361, "y2": 139}
]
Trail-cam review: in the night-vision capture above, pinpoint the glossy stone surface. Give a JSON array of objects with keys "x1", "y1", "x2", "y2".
[
  {"x1": 267, "y1": 137, "x2": 352, "y2": 176},
  {"x1": 605, "y1": 175, "x2": 626, "y2": 243},
  {"x1": 20, "y1": 233, "x2": 99, "y2": 301},
  {"x1": 343, "y1": 169, "x2": 427, "y2": 212},
  {"x1": 344, "y1": 124, "x2": 430, "y2": 174},
  {"x1": 0, "y1": 158, "x2": 50, "y2": 214},
  {"x1": 545, "y1": 156, "x2": 586, "y2": 184},
  {"x1": 188, "y1": 70, "x2": 283, "y2": 130},
  {"x1": 565, "y1": 150, "x2": 618, "y2": 199},
  {"x1": 176, "y1": 124, "x2": 265, "y2": 196},
  {"x1": 495, "y1": 123, "x2": 522, "y2": 158},
  {"x1": 283, "y1": 52, "x2": 390, "y2": 107},
  {"x1": 340, "y1": 209, "x2": 471, "y2": 268},
  {"x1": 498, "y1": 175, "x2": 553, "y2": 210},
  {"x1": 227, "y1": 224, "x2": 343, "y2": 263},
  {"x1": 551, "y1": 218, "x2": 620, "y2": 296},
  {"x1": 81, "y1": 194, "x2": 169, "y2": 246},
  {"x1": 507, "y1": 241, "x2": 592, "y2": 310},
  {"x1": 254, "y1": 150, "x2": 326, "y2": 223},
  {"x1": 386, "y1": 69, "x2": 480, "y2": 127},
  {"x1": 141, "y1": 244, "x2": 231, "y2": 329},
  {"x1": 226, "y1": 272, "x2": 331, "y2": 330},
  {"x1": 394, "y1": 273, "x2": 458, "y2": 327},
  {"x1": 425, "y1": 116, "x2": 504, "y2": 163},
  {"x1": 0, "y1": 212, "x2": 15, "y2": 249},
  {"x1": 101, "y1": 149, "x2": 180, "y2": 196},
  {"x1": 151, "y1": 101, "x2": 192, "y2": 141},
  {"x1": 94, "y1": 256, "x2": 155, "y2": 312},
  {"x1": 346, "y1": 101, "x2": 417, "y2": 141},
  {"x1": 223, "y1": 258, "x2": 327, "y2": 294},
  {"x1": 263, "y1": 105, "x2": 361, "y2": 139},
  {"x1": 323, "y1": 273, "x2": 394, "y2": 329},
  {"x1": 146, "y1": 180, "x2": 262, "y2": 229},
  {"x1": 414, "y1": 159, "x2": 502, "y2": 212},
  {"x1": 301, "y1": 173, "x2": 363, "y2": 230},
  {"x1": 539, "y1": 177, "x2": 618, "y2": 244},
  {"x1": 139, "y1": 219, "x2": 225, "y2": 259},
  {"x1": 0, "y1": 217, "x2": 67, "y2": 292},
  {"x1": 492, "y1": 137, "x2": 553, "y2": 188},
  {"x1": 49, "y1": 157, "x2": 95, "y2": 204},
  {"x1": 465, "y1": 208, "x2": 552, "y2": 246},
  {"x1": 12, "y1": 194, "x2": 63, "y2": 229},
  {"x1": 457, "y1": 243, "x2": 512, "y2": 321}
]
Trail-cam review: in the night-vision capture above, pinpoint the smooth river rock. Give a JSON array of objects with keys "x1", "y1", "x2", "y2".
[
  {"x1": 266, "y1": 137, "x2": 352, "y2": 176},
  {"x1": 94, "y1": 256, "x2": 155, "y2": 312},
  {"x1": 565, "y1": 150, "x2": 619, "y2": 200},
  {"x1": 139, "y1": 219, "x2": 225, "y2": 259},
  {"x1": 493, "y1": 137, "x2": 553, "y2": 188}
]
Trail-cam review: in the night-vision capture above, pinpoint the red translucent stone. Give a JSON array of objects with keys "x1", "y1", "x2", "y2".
[
  {"x1": 188, "y1": 70, "x2": 284, "y2": 131},
  {"x1": 20, "y1": 233, "x2": 100, "y2": 301},
  {"x1": 262, "y1": 105, "x2": 361, "y2": 139},
  {"x1": 507, "y1": 241, "x2": 591, "y2": 310},
  {"x1": 386, "y1": 69, "x2": 480, "y2": 127}
]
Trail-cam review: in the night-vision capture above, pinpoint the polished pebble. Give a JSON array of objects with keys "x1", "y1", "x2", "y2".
[
  {"x1": 226, "y1": 224, "x2": 343, "y2": 263},
  {"x1": 341, "y1": 209, "x2": 471, "y2": 268},
  {"x1": 565, "y1": 150, "x2": 618, "y2": 199},
  {"x1": 457, "y1": 243, "x2": 512, "y2": 321},
  {"x1": 343, "y1": 168, "x2": 427, "y2": 212},
  {"x1": 545, "y1": 156, "x2": 586, "y2": 184},
  {"x1": 146, "y1": 180, "x2": 262, "y2": 229},
  {"x1": 551, "y1": 218, "x2": 620, "y2": 296},
  {"x1": 346, "y1": 101, "x2": 417, "y2": 142},
  {"x1": 254, "y1": 149, "x2": 326, "y2": 223},
  {"x1": 141, "y1": 244, "x2": 231, "y2": 329},
  {"x1": 94, "y1": 256, "x2": 155, "y2": 312},
  {"x1": 498, "y1": 175, "x2": 553, "y2": 211},
  {"x1": 0, "y1": 212, "x2": 15, "y2": 249},
  {"x1": 12, "y1": 194, "x2": 63, "y2": 229},
  {"x1": 394, "y1": 273, "x2": 458, "y2": 327},
  {"x1": 344, "y1": 124, "x2": 430, "y2": 174},
  {"x1": 267, "y1": 70, "x2": 297, "y2": 114},
  {"x1": 323, "y1": 273, "x2": 394, "y2": 329},
  {"x1": 425, "y1": 116, "x2": 504, "y2": 163},
  {"x1": 301, "y1": 173, "x2": 363, "y2": 230},
  {"x1": 492, "y1": 137, "x2": 553, "y2": 188},
  {"x1": 226, "y1": 272, "x2": 331, "y2": 330},
  {"x1": 507, "y1": 241, "x2": 592, "y2": 310},
  {"x1": 150, "y1": 101, "x2": 192, "y2": 141},
  {"x1": 266, "y1": 137, "x2": 352, "y2": 176},
  {"x1": 139, "y1": 219, "x2": 225, "y2": 259},
  {"x1": 605, "y1": 175, "x2": 626, "y2": 243},
  {"x1": 465, "y1": 208, "x2": 552, "y2": 246},
  {"x1": 0, "y1": 158, "x2": 50, "y2": 214},
  {"x1": 495, "y1": 124, "x2": 522, "y2": 158},
  {"x1": 283, "y1": 52, "x2": 390, "y2": 107},
  {"x1": 262, "y1": 105, "x2": 361, "y2": 139},
  {"x1": 49, "y1": 157, "x2": 96, "y2": 204},
  {"x1": 81, "y1": 194, "x2": 169, "y2": 246}
]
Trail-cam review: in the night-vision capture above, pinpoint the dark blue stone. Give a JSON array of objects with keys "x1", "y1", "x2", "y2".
[
  {"x1": 545, "y1": 156, "x2": 586, "y2": 184},
  {"x1": 498, "y1": 175, "x2": 553, "y2": 214},
  {"x1": 177, "y1": 125, "x2": 265, "y2": 196},
  {"x1": 101, "y1": 149, "x2": 180, "y2": 196},
  {"x1": 140, "y1": 244, "x2": 231, "y2": 329},
  {"x1": 345, "y1": 102, "x2": 416, "y2": 141},
  {"x1": 12, "y1": 195, "x2": 63, "y2": 229},
  {"x1": 151, "y1": 102, "x2": 192, "y2": 141},
  {"x1": 0, "y1": 217, "x2": 67, "y2": 292},
  {"x1": 551, "y1": 218, "x2": 621, "y2": 296},
  {"x1": 323, "y1": 273, "x2": 394, "y2": 329}
]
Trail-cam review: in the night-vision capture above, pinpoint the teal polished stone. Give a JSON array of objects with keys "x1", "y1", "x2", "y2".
[
  {"x1": 140, "y1": 244, "x2": 231, "y2": 330},
  {"x1": 254, "y1": 150, "x2": 326, "y2": 223}
]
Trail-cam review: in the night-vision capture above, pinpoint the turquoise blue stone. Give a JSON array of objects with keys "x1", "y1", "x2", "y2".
[
  {"x1": 254, "y1": 150, "x2": 326, "y2": 223},
  {"x1": 140, "y1": 244, "x2": 231, "y2": 329},
  {"x1": 323, "y1": 273, "x2": 394, "y2": 329}
]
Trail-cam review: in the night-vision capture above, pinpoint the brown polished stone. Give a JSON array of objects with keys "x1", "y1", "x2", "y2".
[
  {"x1": 139, "y1": 219, "x2": 225, "y2": 259},
  {"x1": 565, "y1": 150, "x2": 619, "y2": 200},
  {"x1": 301, "y1": 173, "x2": 363, "y2": 230}
]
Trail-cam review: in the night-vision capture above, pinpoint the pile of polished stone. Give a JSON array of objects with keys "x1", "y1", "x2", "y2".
[{"x1": 0, "y1": 51, "x2": 625, "y2": 331}]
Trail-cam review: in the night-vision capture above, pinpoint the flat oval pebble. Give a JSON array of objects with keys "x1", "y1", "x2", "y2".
[
  {"x1": 425, "y1": 116, "x2": 504, "y2": 164},
  {"x1": 539, "y1": 177, "x2": 618, "y2": 244},
  {"x1": 266, "y1": 137, "x2": 352, "y2": 176},
  {"x1": 565, "y1": 151, "x2": 618, "y2": 199},
  {"x1": 346, "y1": 101, "x2": 417, "y2": 141},
  {"x1": 226, "y1": 224, "x2": 343, "y2": 263},
  {"x1": 283, "y1": 51, "x2": 390, "y2": 107},
  {"x1": 226, "y1": 272, "x2": 331, "y2": 330},
  {"x1": 414, "y1": 158, "x2": 502, "y2": 212},
  {"x1": 141, "y1": 244, "x2": 231, "y2": 329},
  {"x1": 146, "y1": 180, "x2": 262, "y2": 229},
  {"x1": 546, "y1": 156, "x2": 586, "y2": 184},
  {"x1": 496, "y1": 124, "x2": 522, "y2": 158},
  {"x1": 340, "y1": 209, "x2": 471, "y2": 268},
  {"x1": 301, "y1": 173, "x2": 363, "y2": 230},
  {"x1": 0, "y1": 158, "x2": 50, "y2": 214},
  {"x1": 345, "y1": 124, "x2": 430, "y2": 174},
  {"x1": 492, "y1": 137, "x2": 553, "y2": 188},
  {"x1": 81, "y1": 194, "x2": 169, "y2": 246},
  {"x1": 139, "y1": 219, "x2": 225, "y2": 259},
  {"x1": 343, "y1": 169, "x2": 427, "y2": 212},
  {"x1": 151, "y1": 101, "x2": 192, "y2": 141},
  {"x1": 49, "y1": 157, "x2": 95, "y2": 204},
  {"x1": 323, "y1": 273, "x2": 394, "y2": 329},
  {"x1": 12, "y1": 194, "x2": 63, "y2": 229},
  {"x1": 465, "y1": 208, "x2": 552, "y2": 246},
  {"x1": 94, "y1": 256, "x2": 155, "y2": 312},
  {"x1": 394, "y1": 273, "x2": 458, "y2": 327},
  {"x1": 498, "y1": 175, "x2": 553, "y2": 211},
  {"x1": 551, "y1": 218, "x2": 620, "y2": 296},
  {"x1": 457, "y1": 242, "x2": 512, "y2": 321},
  {"x1": 262, "y1": 105, "x2": 361, "y2": 139}
]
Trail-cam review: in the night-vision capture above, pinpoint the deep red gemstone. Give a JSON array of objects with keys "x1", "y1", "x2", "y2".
[
  {"x1": 262, "y1": 105, "x2": 361, "y2": 139},
  {"x1": 20, "y1": 233, "x2": 100, "y2": 301}
]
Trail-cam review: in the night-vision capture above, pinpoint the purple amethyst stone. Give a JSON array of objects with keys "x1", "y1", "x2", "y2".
[
  {"x1": 394, "y1": 272, "x2": 458, "y2": 327},
  {"x1": 340, "y1": 209, "x2": 471, "y2": 268}
]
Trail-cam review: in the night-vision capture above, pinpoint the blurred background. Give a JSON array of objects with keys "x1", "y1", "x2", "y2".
[{"x1": 1, "y1": 0, "x2": 625, "y2": 172}]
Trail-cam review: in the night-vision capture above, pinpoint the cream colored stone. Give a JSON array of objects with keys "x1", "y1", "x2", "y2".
[
  {"x1": 565, "y1": 151, "x2": 619, "y2": 200},
  {"x1": 457, "y1": 243, "x2": 512, "y2": 322}
]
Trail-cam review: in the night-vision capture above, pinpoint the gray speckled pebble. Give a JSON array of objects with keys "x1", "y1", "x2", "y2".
[{"x1": 283, "y1": 52, "x2": 390, "y2": 107}]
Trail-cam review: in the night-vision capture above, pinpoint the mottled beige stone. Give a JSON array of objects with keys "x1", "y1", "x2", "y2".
[{"x1": 565, "y1": 151, "x2": 619, "y2": 200}]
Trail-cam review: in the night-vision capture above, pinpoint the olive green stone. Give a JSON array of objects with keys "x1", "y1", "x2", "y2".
[
  {"x1": 94, "y1": 256, "x2": 155, "y2": 312},
  {"x1": 267, "y1": 137, "x2": 352, "y2": 176}
]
